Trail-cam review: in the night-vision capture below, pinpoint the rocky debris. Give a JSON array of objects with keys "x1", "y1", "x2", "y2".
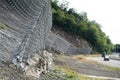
[
  {"x1": 0, "y1": 50, "x2": 53, "y2": 79},
  {"x1": 23, "y1": 50, "x2": 53, "y2": 78}
]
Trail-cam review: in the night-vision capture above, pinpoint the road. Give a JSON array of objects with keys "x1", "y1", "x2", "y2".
[
  {"x1": 87, "y1": 57, "x2": 120, "y2": 68},
  {"x1": 54, "y1": 55, "x2": 120, "y2": 79}
]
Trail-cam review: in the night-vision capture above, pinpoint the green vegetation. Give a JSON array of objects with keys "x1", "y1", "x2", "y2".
[
  {"x1": 112, "y1": 44, "x2": 120, "y2": 53},
  {"x1": 104, "y1": 65, "x2": 120, "y2": 72},
  {"x1": 51, "y1": 0, "x2": 113, "y2": 53},
  {"x1": 47, "y1": 66, "x2": 102, "y2": 80},
  {"x1": 0, "y1": 22, "x2": 8, "y2": 30},
  {"x1": 95, "y1": 62, "x2": 120, "y2": 72}
]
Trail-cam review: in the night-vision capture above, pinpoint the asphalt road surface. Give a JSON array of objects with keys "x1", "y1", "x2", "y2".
[
  {"x1": 88, "y1": 57, "x2": 120, "y2": 68},
  {"x1": 54, "y1": 55, "x2": 120, "y2": 79}
]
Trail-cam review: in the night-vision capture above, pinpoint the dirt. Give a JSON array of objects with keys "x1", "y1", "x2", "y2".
[
  {"x1": 53, "y1": 54, "x2": 120, "y2": 78},
  {"x1": 0, "y1": 63, "x2": 38, "y2": 80},
  {"x1": 0, "y1": 54, "x2": 120, "y2": 80}
]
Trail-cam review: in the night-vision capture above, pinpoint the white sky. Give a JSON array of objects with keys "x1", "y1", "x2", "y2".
[{"x1": 59, "y1": 0, "x2": 120, "y2": 44}]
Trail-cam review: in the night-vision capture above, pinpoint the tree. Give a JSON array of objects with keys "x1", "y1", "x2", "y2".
[{"x1": 51, "y1": 0, "x2": 113, "y2": 53}]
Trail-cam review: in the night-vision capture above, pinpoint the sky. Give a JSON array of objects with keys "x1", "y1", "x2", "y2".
[{"x1": 59, "y1": 0, "x2": 120, "y2": 44}]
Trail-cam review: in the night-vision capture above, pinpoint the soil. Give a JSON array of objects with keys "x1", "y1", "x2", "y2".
[
  {"x1": 53, "y1": 54, "x2": 120, "y2": 78},
  {"x1": 0, "y1": 54, "x2": 120, "y2": 80},
  {"x1": 0, "y1": 63, "x2": 37, "y2": 80}
]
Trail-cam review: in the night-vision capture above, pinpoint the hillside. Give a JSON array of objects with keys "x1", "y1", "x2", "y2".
[
  {"x1": 46, "y1": 26, "x2": 92, "y2": 55},
  {"x1": 0, "y1": 1, "x2": 119, "y2": 80},
  {"x1": 1, "y1": 53, "x2": 120, "y2": 80},
  {"x1": 52, "y1": 1, "x2": 113, "y2": 53},
  {"x1": 52, "y1": 26, "x2": 91, "y2": 48}
]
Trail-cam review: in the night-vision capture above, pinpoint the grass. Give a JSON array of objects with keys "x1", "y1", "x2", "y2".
[
  {"x1": 0, "y1": 22, "x2": 8, "y2": 30},
  {"x1": 73, "y1": 54, "x2": 120, "y2": 72},
  {"x1": 100, "y1": 64, "x2": 120, "y2": 72},
  {"x1": 49, "y1": 65, "x2": 103, "y2": 80},
  {"x1": 73, "y1": 55, "x2": 99, "y2": 64}
]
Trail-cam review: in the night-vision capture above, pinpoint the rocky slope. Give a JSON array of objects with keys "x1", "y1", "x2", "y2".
[
  {"x1": 0, "y1": 0, "x2": 93, "y2": 80},
  {"x1": 0, "y1": 0, "x2": 53, "y2": 79},
  {"x1": 46, "y1": 27, "x2": 92, "y2": 55},
  {"x1": 0, "y1": 0, "x2": 52, "y2": 61}
]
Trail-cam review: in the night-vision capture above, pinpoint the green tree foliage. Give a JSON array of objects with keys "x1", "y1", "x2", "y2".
[
  {"x1": 51, "y1": 0, "x2": 113, "y2": 53},
  {"x1": 112, "y1": 44, "x2": 120, "y2": 53}
]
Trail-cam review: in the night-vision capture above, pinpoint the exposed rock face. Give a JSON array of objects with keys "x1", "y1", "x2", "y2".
[
  {"x1": 46, "y1": 32, "x2": 92, "y2": 55},
  {"x1": 0, "y1": 0, "x2": 52, "y2": 61},
  {"x1": 0, "y1": 0, "x2": 53, "y2": 76},
  {"x1": 0, "y1": 0, "x2": 92, "y2": 79},
  {"x1": 25, "y1": 50, "x2": 53, "y2": 78}
]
